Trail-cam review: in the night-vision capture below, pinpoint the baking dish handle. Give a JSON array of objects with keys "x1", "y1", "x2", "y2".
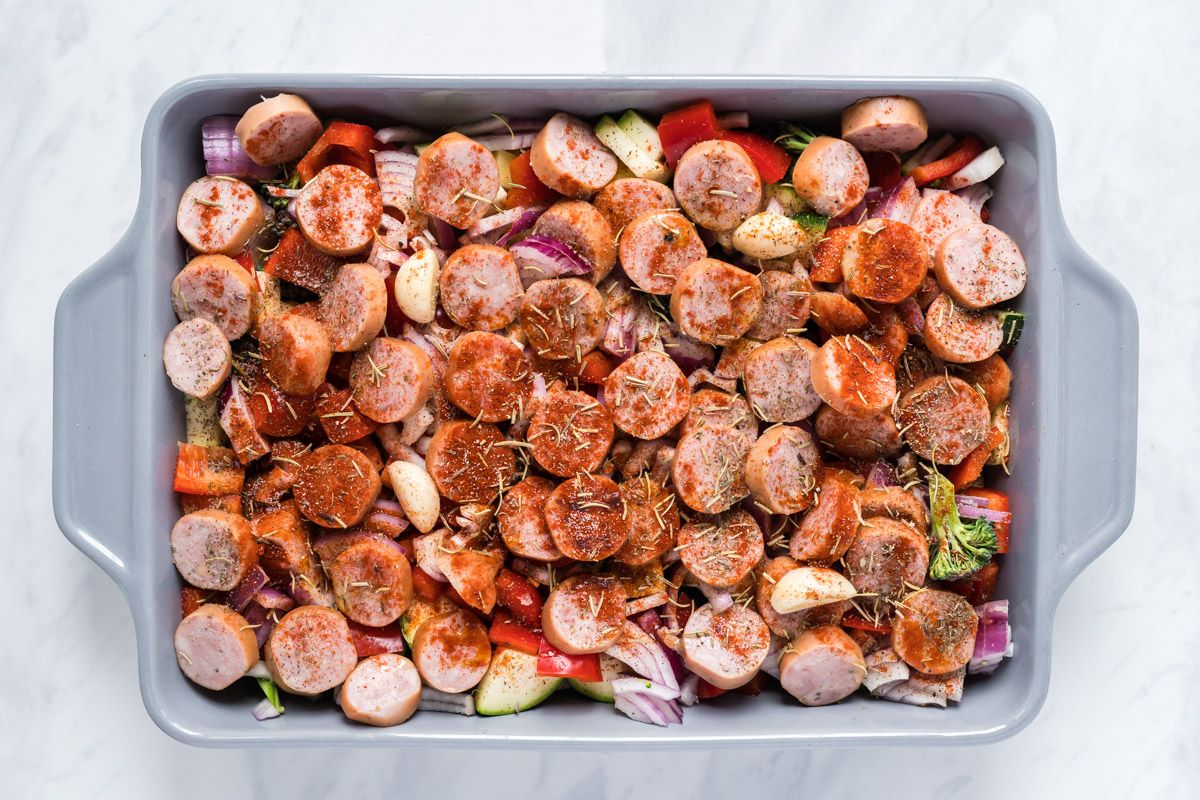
[
  {"x1": 53, "y1": 230, "x2": 140, "y2": 585},
  {"x1": 1055, "y1": 237, "x2": 1139, "y2": 585}
]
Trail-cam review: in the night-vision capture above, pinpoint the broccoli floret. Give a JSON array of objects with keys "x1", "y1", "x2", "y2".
[{"x1": 927, "y1": 470, "x2": 998, "y2": 581}]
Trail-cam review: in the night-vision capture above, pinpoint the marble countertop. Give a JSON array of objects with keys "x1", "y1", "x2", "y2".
[{"x1": 2, "y1": 0, "x2": 1196, "y2": 797}]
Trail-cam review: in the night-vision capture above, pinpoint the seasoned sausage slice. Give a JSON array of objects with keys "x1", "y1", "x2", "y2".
[
  {"x1": 678, "y1": 509, "x2": 764, "y2": 588},
  {"x1": 329, "y1": 538, "x2": 414, "y2": 627},
  {"x1": 910, "y1": 189, "x2": 978, "y2": 257},
  {"x1": 840, "y1": 96, "x2": 929, "y2": 153},
  {"x1": 172, "y1": 254, "x2": 259, "y2": 341},
  {"x1": 439, "y1": 244, "x2": 524, "y2": 331},
  {"x1": 613, "y1": 475, "x2": 679, "y2": 567},
  {"x1": 670, "y1": 258, "x2": 763, "y2": 345},
  {"x1": 174, "y1": 604, "x2": 259, "y2": 690},
  {"x1": 618, "y1": 210, "x2": 707, "y2": 295},
  {"x1": 746, "y1": 270, "x2": 811, "y2": 341},
  {"x1": 411, "y1": 608, "x2": 492, "y2": 693},
  {"x1": 810, "y1": 334, "x2": 898, "y2": 415},
  {"x1": 176, "y1": 177, "x2": 266, "y2": 256},
  {"x1": 520, "y1": 278, "x2": 606, "y2": 362},
  {"x1": 546, "y1": 473, "x2": 627, "y2": 561},
  {"x1": 790, "y1": 137, "x2": 868, "y2": 218},
  {"x1": 593, "y1": 177, "x2": 676, "y2": 232},
  {"x1": 414, "y1": 132, "x2": 501, "y2": 229},
  {"x1": 259, "y1": 311, "x2": 333, "y2": 397},
  {"x1": 779, "y1": 624, "x2": 866, "y2": 706},
  {"x1": 742, "y1": 337, "x2": 822, "y2": 423},
  {"x1": 528, "y1": 389, "x2": 614, "y2": 477},
  {"x1": 265, "y1": 606, "x2": 358, "y2": 696},
  {"x1": 859, "y1": 487, "x2": 929, "y2": 533},
  {"x1": 678, "y1": 388, "x2": 758, "y2": 450},
  {"x1": 293, "y1": 444, "x2": 382, "y2": 528},
  {"x1": 672, "y1": 425, "x2": 751, "y2": 514},
  {"x1": 497, "y1": 476, "x2": 563, "y2": 562},
  {"x1": 744, "y1": 425, "x2": 822, "y2": 514},
  {"x1": 896, "y1": 375, "x2": 991, "y2": 464},
  {"x1": 530, "y1": 113, "x2": 619, "y2": 197},
  {"x1": 681, "y1": 603, "x2": 771, "y2": 690},
  {"x1": 789, "y1": 472, "x2": 859, "y2": 563},
  {"x1": 533, "y1": 200, "x2": 617, "y2": 283},
  {"x1": 444, "y1": 331, "x2": 533, "y2": 423},
  {"x1": 843, "y1": 517, "x2": 929, "y2": 599},
  {"x1": 235, "y1": 93, "x2": 323, "y2": 166},
  {"x1": 841, "y1": 219, "x2": 930, "y2": 303},
  {"x1": 541, "y1": 575, "x2": 627, "y2": 654},
  {"x1": 425, "y1": 420, "x2": 517, "y2": 503},
  {"x1": 814, "y1": 405, "x2": 904, "y2": 461},
  {"x1": 318, "y1": 263, "x2": 387, "y2": 351},
  {"x1": 891, "y1": 589, "x2": 978, "y2": 675},
  {"x1": 349, "y1": 337, "x2": 435, "y2": 423},
  {"x1": 808, "y1": 225, "x2": 855, "y2": 284},
  {"x1": 340, "y1": 653, "x2": 422, "y2": 727},
  {"x1": 163, "y1": 319, "x2": 231, "y2": 399},
  {"x1": 922, "y1": 293, "x2": 1003, "y2": 364},
  {"x1": 808, "y1": 291, "x2": 869, "y2": 335},
  {"x1": 170, "y1": 509, "x2": 257, "y2": 591},
  {"x1": 673, "y1": 139, "x2": 763, "y2": 231},
  {"x1": 960, "y1": 354, "x2": 1012, "y2": 411},
  {"x1": 603, "y1": 350, "x2": 690, "y2": 439},
  {"x1": 934, "y1": 223, "x2": 1027, "y2": 309},
  {"x1": 295, "y1": 164, "x2": 383, "y2": 257}
]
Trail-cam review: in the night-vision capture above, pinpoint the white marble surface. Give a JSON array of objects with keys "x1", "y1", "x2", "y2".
[{"x1": 2, "y1": 0, "x2": 1197, "y2": 796}]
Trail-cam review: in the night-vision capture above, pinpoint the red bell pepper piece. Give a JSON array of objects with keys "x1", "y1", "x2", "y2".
[
  {"x1": 946, "y1": 561, "x2": 1000, "y2": 606},
  {"x1": 841, "y1": 612, "x2": 893, "y2": 635},
  {"x1": 717, "y1": 129, "x2": 792, "y2": 184},
  {"x1": 412, "y1": 567, "x2": 444, "y2": 602},
  {"x1": 296, "y1": 121, "x2": 377, "y2": 183},
  {"x1": 347, "y1": 620, "x2": 407, "y2": 658},
  {"x1": 910, "y1": 134, "x2": 985, "y2": 187},
  {"x1": 958, "y1": 488, "x2": 1011, "y2": 553},
  {"x1": 948, "y1": 426, "x2": 1006, "y2": 490},
  {"x1": 263, "y1": 228, "x2": 342, "y2": 294},
  {"x1": 658, "y1": 100, "x2": 719, "y2": 167},
  {"x1": 536, "y1": 638, "x2": 602, "y2": 682},
  {"x1": 489, "y1": 611, "x2": 543, "y2": 656},
  {"x1": 231, "y1": 249, "x2": 256, "y2": 274},
  {"x1": 504, "y1": 150, "x2": 559, "y2": 209},
  {"x1": 173, "y1": 442, "x2": 245, "y2": 495},
  {"x1": 696, "y1": 678, "x2": 727, "y2": 700},
  {"x1": 861, "y1": 151, "x2": 902, "y2": 190},
  {"x1": 495, "y1": 568, "x2": 545, "y2": 629}
]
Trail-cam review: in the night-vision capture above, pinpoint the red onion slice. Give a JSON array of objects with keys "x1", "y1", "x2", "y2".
[
  {"x1": 201, "y1": 116, "x2": 277, "y2": 181},
  {"x1": 473, "y1": 132, "x2": 537, "y2": 151},
  {"x1": 509, "y1": 235, "x2": 593, "y2": 285},
  {"x1": 716, "y1": 111, "x2": 750, "y2": 129},
  {"x1": 969, "y1": 600, "x2": 1013, "y2": 674},
  {"x1": 614, "y1": 691, "x2": 682, "y2": 726},
  {"x1": 227, "y1": 565, "x2": 269, "y2": 612}
]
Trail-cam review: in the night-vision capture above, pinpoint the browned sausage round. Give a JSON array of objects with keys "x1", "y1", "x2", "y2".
[
  {"x1": 496, "y1": 476, "x2": 563, "y2": 562},
  {"x1": 843, "y1": 516, "x2": 929, "y2": 599},
  {"x1": 425, "y1": 420, "x2": 517, "y2": 503},
  {"x1": 891, "y1": 589, "x2": 978, "y2": 675},
  {"x1": 746, "y1": 270, "x2": 811, "y2": 340},
  {"x1": 681, "y1": 603, "x2": 771, "y2": 690},
  {"x1": 613, "y1": 475, "x2": 679, "y2": 567},
  {"x1": 602, "y1": 350, "x2": 690, "y2": 439},
  {"x1": 444, "y1": 331, "x2": 533, "y2": 423},
  {"x1": 163, "y1": 318, "x2": 232, "y2": 399},
  {"x1": 809, "y1": 225, "x2": 855, "y2": 284},
  {"x1": 235, "y1": 94, "x2": 323, "y2": 166},
  {"x1": 295, "y1": 164, "x2": 383, "y2": 257},
  {"x1": 618, "y1": 210, "x2": 708, "y2": 295},
  {"x1": 349, "y1": 337, "x2": 435, "y2": 423},
  {"x1": 172, "y1": 254, "x2": 259, "y2": 341},
  {"x1": 411, "y1": 608, "x2": 493, "y2": 693},
  {"x1": 789, "y1": 472, "x2": 860, "y2": 563},
  {"x1": 672, "y1": 426, "x2": 751, "y2": 514},
  {"x1": 896, "y1": 375, "x2": 991, "y2": 464},
  {"x1": 541, "y1": 575, "x2": 627, "y2": 654},
  {"x1": 677, "y1": 509, "x2": 764, "y2": 589},
  {"x1": 319, "y1": 263, "x2": 388, "y2": 352},
  {"x1": 862, "y1": 306, "x2": 910, "y2": 366},
  {"x1": 533, "y1": 200, "x2": 617, "y2": 283},
  {"x1": 841, "y1": 219, "x2": 930, "y2": 303},
  {"x1": 673, "y1": 139, "x2": 763, "y2": 231},
  {"x1": 744, "y1": 425, "x2": 822, "y2": 514},
  {"x1": 910, "y1": 189, "x2": 978, "y2": 257},
  {"x1": 742, "y1": 337, "x2": 823, "y2": 423},
  {"x1": 810, "y1": 334, "x2": 898, "y2": 416},
  {"x1": 546, "y1": 473, "x2": 627, "y2": 561},
  {"x1": 265, "y1": 606, "x2": 359, "y2": 696},
  {"x1": 959, "y1": 353, "x2": 1012, "y2": 411},
  {"x1": 922, "y1": 293, "x2": 1003, "y2": 364},
  {"x1": 593, "y1": 177, "x2": 676, "y2": 232},
  {"x1": 670, "y1": 258, "x2": 763, "y2": 345},
  {"x1": 790, "y1": 137, "x2": 868, "y2": 218},
  {"x1": 520, "y1": 278, "x2": 606, "y2": 362},
  {"x1": 678, "y1": 388, "x2": 758, "y2": 450},
  {"x1": 530, "y1": 113, "x2": 619, "y2": 197},
  {"x1": 259, "y1": 312, "x2": 333, "y2": 397},
  {"x1": 779, "y1": 624, "x2": 866, "y2": 706},
  {"x1": 527, "y1": 389, "x2": 614, "y2": 477},
  {"x1": 813, "y1": 404, "x2": 904, "y2": 461},
  {"x1": 414, "y1": 132, "x2": 501, "y2": 229},
  {"x1": 176, "y1": 177, "x2": 266, "y2": 256},
  {"x1": 170, "y1": 509, "x2": 257, "y2": 591},
  {"x1": 934, "y1": 222, "x2": 1027, "y2": 309},
  {"x1": 340, "y1": 653, "x2": 422, "y2": 727},
  {"x1": 174, "y1": 604, "x2": 260, "y2": 690},
  {"x1": 329, "y1": 538, "x2": 414, "y2": 627},
  {"x1": 440, "y1": 244, "x2": 524, "y2": 331},
  {"x1": 859, "y1": 487, "x2": 928, "y2": 533},
  {"x1": 293, "y1": 444, "x2": 382, "y2": 528},
  {"x1": 808, "y1": 291, "x2": 869, "y2": 335},
  {"x1": 841, "y1": 96, "x2": 928, "y2": 153}
]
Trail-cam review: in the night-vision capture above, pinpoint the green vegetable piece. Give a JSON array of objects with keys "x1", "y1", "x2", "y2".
[
  {"x1": 999, "y1": 311, "x2": 1025, "y2": 349},
  {"x1": 927, "y1": 469, "x2": 998, "y2": 581},
  {"x1": 791, "y1": 213, "x2": 829, "y2": 237},
  {"x1": 776, "y1": 123, "x2": 818, "y2": 153},
  {"x1": 256, "y1": 677, "x2": 285, "y2": 714}
]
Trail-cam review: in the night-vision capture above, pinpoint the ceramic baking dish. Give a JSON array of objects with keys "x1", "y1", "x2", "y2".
[{"x1": 52, "y1": 75, "x2": 1138, "y2": 747}]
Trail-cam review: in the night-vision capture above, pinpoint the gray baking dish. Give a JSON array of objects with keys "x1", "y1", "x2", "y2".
[{"x1": 53, "y1": 75, "x2": 1138, "y2": 747}]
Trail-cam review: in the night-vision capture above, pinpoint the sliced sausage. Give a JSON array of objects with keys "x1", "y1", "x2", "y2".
[
  {"x1": 891, "y1": 589, "x2": 978, "y2": 675},
  {"x1": 251, "y1": 501, "x2": 326, "y2": 592},
  {"x1": 814, "y1": 405, "x2": 904, "y2": 461},
  {"x1": 295, "y1": 164, "x2": 383, "y2": 257},
  {"x1": 533, "y1": 200, "x2": 617, "y2": 283},
  {"x1": 541, "y1": 575, "x2": 627, "y2": 654},
  {"x1": 859, "y1": 487, "x2": 929, "y2": 533},
  {"x1": 618, "y1": 210, "x2": 707, "y2": 295},
  {"x1": 318, "y1": 263, "x2": 387, "y2": 352},
  {"x1": 172, "y1": 254, "x2": 259, "y2": 341},
  {"x1": 672, "y1": 426, "x2": 751, "y2": 514},
  {"x1": 613, "y1": 475, "x2": 679, "y2": 566},
  {"x1": 714, "y1": 337, "x2": 761, "y2": 381},
  {"x1": 444, "y1": 331, "x2": 532, "y2": 423},
  {"x1": 293, "y1": 444, "x2": 382, "y2": 528},
  {"x1": 174, "y1": 604, "x2": 259, "y2": 690},
  {"x1": 677, "y1": 509, "x2": 764, "y2": 588},
  {"x1": 922, "y1": 293, "x2": 1003, "y2": 364},
  {"x1": 896, "y1": 375, "x2": 991, "y2": 465},
  {"x1": 744, "y1": 425, "x2": 821, "y2": 514},
  {"x1": 808, "y1": 225, "x2": 855, "y2": 284},
  {"x1": 935, "y1": 223, "x2": 1027, "y2": 309},
  {"x1": 789, "y1": 472, "x2": 860, "y2": 563},
  {"x1": 527, "y1": 389, "x2": 614, "y2": 477},
  {"x1": 439, "y1": 244, "x2": 524, "y2": 331},
  {"x1": 841, "y1": 219, "x2": 930, "y2": 303},
  {"x1": 674, "y1": 139, "x2": 762, "y2": 231},
  {"x1": 265, "y1": 606, "x2": 358, "y2": 695},
  {"x1": 790, "y1": 137, "x2": 868, "y2": 218},
  {"x1": 681, "y1": 603, "x2": 771, "y2": 690},
  {"x1": 843, "y1": 516, "x2": 929, "y2": 599},
  {"x1": 779, "y1": 624, "x2": 866, "y2": 706},
  {"x1": 910, "y1": 189, "x2": 978, "y2": 257},
  {"x1": 235, "y1": 93, "x2": 323, "y2": 166},
  {"x1": 960, "y1": 353, "x2": 1012, "y2": 411},
  {"x1": 603, "y1": 350, "x2": 690, "y2": 439},
  {"x1": 170, "y1": 509, "x2": 257, "y2": 591},
  {"x1": 497, "y1": 476, "x2": 562, "y2": 562},
  {"x1": 425, "y1": 420, "x2": 517, "y2": 503},
  {"x1": 411, "y1": 608, "x2": 492, "y2": 693},
  {"x1": 746, "y1": 270, "x2": 811, "y2": 340},
  {"x1": 340, "y1": 653, "x2": 422, "y2": 727},
  {"x1": 259, "y1": 311, "x2": 333, "y2": 397},
  {"x1": 530, "y1": 112, "x2": 618, "y2": 198},
  {"x1": 896, "y1": 345, "x2": 945, "y2": 396},
  {"x1": 840, "y1": 96, "x2": 929, "y2": 153},
  {"x1": 546, "y1": 473, "x2": 627, "y2": 561},
  {"x1": 349, "y1": 337, "x2": 436, "y2": 423},
  {"x1": 163, "y1": 319, "x2": 231, "y2": 399},
  {"x1": 810, "y1": 334, "x2": 898, "y2": 415},
  {"x1": 329, "y1": 538, "x2": 414, "y2": 627},
  {"x1": 593, "y1": 177, "x2": 676, "y2": 232},
  {"x1": 519, "y1": 278, "x2": 606, "y2": 361},
  {"x1": 862, "y1": 307, "x2": 910, "y2": 365},
  {"x1": 808, "y1": 291, "x2": 869, "y2": 335},
  {"x1": 414, "y1": 132, "x2": 501, "y2": 229},
  {"x1": 670, "y1": 258, "x2": 763, "y2": 345},
  {"x1": 176, "y1": 176, "x2": 265, "y2": 256},
  {"x1": 742, "y1": 336, "x2": 822, "y2": 423},
  {"x1": 678, "y1": 388, "x2": 758, "y2": 450}
]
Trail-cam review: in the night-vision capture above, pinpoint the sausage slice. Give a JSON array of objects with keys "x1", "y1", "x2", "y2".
[
  {"x1": 934, "y1": 223, "x2": 1027, "y2": 309},
  {"x1": 593, "y1": 177, "x2": 676, "y2": 232},
  {"x1": 533, "y1": 200, "x2": 617, "y2": 283},
  {"x1": 859, "y1": 487, "x2": 929, "y2": 533},
  {"x1": 349, "y1": 337, "x2": 435, "y2": 423},
  {"x1": 840, "y1": 96, "x2": 928, "y2": 153},
  {"x1": 922, "y1": 293, "x2": 1003, "y2": 364},
  {"x1": 677, "y1": 509, "x2": 764, "y2": 588},
  {"x1": 530, "y1": 113, "x2": 618, "y2": 197},
  {"x1": 545, "y1": 473, "x2": 627, "y2": 561},
  {"x1": 843, "y1": 517, "x2": 929, "y2": 599},
  {"x1": 340, "y1": 653, "x2": 422, "y2": 727},
  {"x1": 618, "y1": 210, "x2": 707, "y2": 295},
  {"x1": 779, "y1": 624, "x2": 866, "y2": 706},
  {"x1": 520, "y1": 278, "x2": 606, "y2": 361},
  {"x1": 425, "y1": 420, "x2": 517, "y2": 503},
  {"x1": 896, "y1": 375, "x2": 991, "y2": 464},
  {"x1": 172, "y1": 254, "x2": 259, "y2": 341},
  {"x1": 293, "y1": 444, "x2": 382, "y2": 528},
  {"x1": 790, "y1": 137, "x2": 868, "y2": 218},
  {"x1": 259, "y1": 311, "x2": 333, "y2": 397},
  {"x1": 910, "y1": 189, "x2": 978, "y2": 257},
  {"x1": 746, "y1": 270, "x2": 811, "y2": 341},
  {"x1": 265, "y1": 606, "x2": 358, "y2": 695},
  {"x1": 603, "y1": 350, "x2": 690, "y2": 439},
  {"x1": 497, "y1": 476, "x2": 563, "y2": 562},
  {"x1": 329, "y1": 538, "x2": 414, "y2": 627},
  {"x1": 810, "y1": 334, "x2": 898, "y2": 415},
  {"x1": 541, "y1": 575, "x2": 627, "y2": 654},
  {"x1": 170, "y1": 509, "x2": 257, "y2": 591},
  {"x1": 672, "y1": 426, "x2": 751, "y2": 514},
  {"x1": 891, "y1": 589, "x2": 978, "y2": 675},
  {"x1": 444, "y1": 331, "x2": 533, "y2": 423},
  {"x1": 613, "y1": 475, "x2": 679, "y2": 567},
  {"x1": 528, "y1": 389, "x2": 614, "y2": 477},
  {"x1": 673, "y1": 139, "x2": 762, "y2": 231},
  {"x1": 681, "y1": 603, "x2": 771, "y2": 690},
  {"x1": 319, "y1": 263, "x2": 387, "y2": 351},
  {"x1": 163, "y1": 319, "x2": 232, "y2": 399},
  {"x1": 414, "y1": 132, "x2": 501, "y2": 229},
  {"x1": 411, "y1": 608, "x2": 492, "y2": 693},
  {"x1": 808, "y1": 291, "x2": 869, "y2": 335},
  {"x1": 841, "y1": 219, "x2": 930, "y2": 303},
  {"x1": 174, "y1": 604, "x2": 260, "y2": 691},
  {"x1": 295, "y1": 164, "x2": 383, "y2": 257},
  {"x1": 813, "y1": 405, "x2": 903, "y2": 461},
  {"x1": 678, "y1": 388, "x2": 758, "y2": 450},
  {"x1": 789, "y1": 472, "x2": 859, "y2": 563},
  {"x1": 440, "y1": 244, "x2": 524, "y2": 331},
  {"x1": 235, "y1": 93, "x2": 323, "y2": 166},
  {"x1": 176, "y1": 177, "x2": 266, "y2": 256},
  {"x1": 670, "y1": 258, "x2": 763, "y2": 345},
  {"x1": 744, "y1": 425, "x2": 822, "y2": 514},
  {"x1": 742, "y1": 336, "x2": 823, "y2": 423}
]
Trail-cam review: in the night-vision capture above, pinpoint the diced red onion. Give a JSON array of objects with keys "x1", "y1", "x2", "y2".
[
  {"x1": 464, "y1": 206, "x2": 529, "y2": 239},
  {"x1": 201, "y1": 116, "x2": 277, "y2": 181},
  {"x1": 632, "y1": 610, "x2": 685, "y2": 685},
  {"x1": 288, "y1": 575, "x2": 334, "y2": 608},
  {"x1": 495, "y1": 206, "x2": 547, "y2": 247},
  {"x1": 473, "y1": 132, "x2": 537, "y2": 151},
  {"x1": 400, "y1": 326, "x2": 439, "y2": 362},
  {"x1": 430, "y1": 216, "x2": 458, "y2": 247},
  {"x1": 453, "y1": 116, "x2": 548, "y2": 136},
  {"x1": 252, "y1": 587, "x2": 294, "y2": 611},
  {"x1": 606, "y1": 621, "x2": 680, "y2": 692},
  {"x1": 659, "y1": 328, "x2": 716, "y2": 375},
  {"x1": 955, "y1": 182, "x2": 995, "y2": 216},
  {"x1": 956, "y1": 499, "x2": 1013, "y2": 525},
  {"x1": 363, "y1": 497, "x2": 410, "y2": 538},
  {"x1": 969, "y1": 600, "x2": 1013, "y2": 674},
  {"x1": 625, "y1": 593, "x2": 668, "y2": 616},
  {"x1": 376, "y1": 125, "x2": 435, "y2": 144},
  {"x1": 679, "y1": 673, "x2": 700, "y2": 706},
  {"x1": 376, "y1": 151, "x2": 419, "y2": 214},
  {"x1": 243, "y1": 602, "x2": 275, "y2": 649},
  {"x1": 943, "y1": 147, "x2": 1004, "y2": 191},
  {"x1": 509, "y1": 235, "x2": 593, "y2": 284},
  {"x1": 896, "y1": 297, "x2": 925, "y2": 334},
  {"x1": 866, "y1": 461, "x2": 898, "y2": 489},
  {"x1": 716, "y1": 111, "x2": 750, "y2": 129},
  {"x1": 869, "y1": 177, "x2": 920, "y2": 224},
  {"x1": 611, "y1": 677, "x2": 681, "y2": 701},
  {"x1": 252, "y1": 697, "x2": 282, "y2": 721},
  {"x1": 228, "y1": 565, "x2": 269, "y2": 612},
  {"x1": 901, "y1": 132, "x2": 956, "y2": 174},
  {"x1": 613, "y1": 690, "x2": 682, "y2": 726}
]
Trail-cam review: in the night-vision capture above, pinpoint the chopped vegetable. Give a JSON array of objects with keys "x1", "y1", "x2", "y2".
[
  {"x1": 494, "y1": 568, "x2": 545, "y2": 629},
  {"x1": 959, "y1": 488, "x2": 1011, "y2": 553},
  {"x1": 201, "y1": 117, "x2": 277, "y2": 181},
  {"x1": 536, "y1": 639, "x2": 603, "y2": 682},
  {"x1": 595, "y1": 114, "x2": 670, "y2": 182},
  {"x1": 948, "y1": 426, "x2": 1007, "y2": 489},
  {"x1": 509, "y1": 234, "x2": 593, "y2": 280},
  {"x1": 173, "y1": 442, "x2": 244, "y2": 495},
  {"x1": 503, "y1": 150, "x2": 559, "y2": 209},
  {"x1": 255, "y1": 677, "x2": 285, "y2": 716},
  {"x1": 946, "y1": 561, "x2": 1000, "y2": 606},
  {"x1": 999, "y1": 310, "x2": 1025, "y2": 349},
  {"x1": 775, "y1": 122, "x2": 817, "y2": 153},
  {"x1": 969, "y1": 599, "x2": 1013, "y2": 674},
  {"x1": 927, "y1": 468, "x2": 999, "y2": 581},
  {"x1": 657, "y1": 100, "x2": 719, "y2": 166},
  {"x1": 717, "y1": 130, "x2": 792, "y2": 184},
  {"x1": 910, "y1": 134, "x2": 985, "y2": 187},
  {"x1": 295, "y1": 121, "x2": 377, "y2": 183},
  {"x1": 943, "y1": 146, "x2": 1005, "y2": 191},
  {"x1": 488, "y1": 611, "x2": 542, "y2": 656}
]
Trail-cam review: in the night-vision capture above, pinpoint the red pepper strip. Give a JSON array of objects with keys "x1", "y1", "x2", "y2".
[
  {"x1": 658, "y1": 100, "x2": 719, "y2": 167},
  {"x1": 842, "y1": 612, "x2": 893, "y2": 635},
  {"x1": 910, "y1": 134, "x2": 985, "y2": 187},
  {"x1": 504, "y1": 150, "x2": 559, "y2": 209},
  {"x1": 959, "y1": 488, "x2": 1011, "y2": 553},
  {"x1": 696, "y1": 678, "x2": 727, "y2": 700},
  {"x1": 231, "y1": 249, "x2": 255, "y2": 274},
  {"x1": 717, "y1": 129, "x2": 792, "y2": 184},
  {"x1": 411, "y1": 567, "x2": 444, "y2": 602},
  {"x1": 948, "y1": 427, "x2": 1006, "y2": 490},
  {"x1": 861, "y1": 151, "x2": 902, "y2": 190},
  {"x1": 536, "y1": 638, "x2": 602, "y2": 682},
  {"x1": 495, "y1": 568, "x2": 545, "y2": 629},
  {"x1": 173, "y1": 442, "x2": 245, "y2": 495},
  {"x1": 489, "y1": 611, "x2": 542, "y2": 657},
  {"x1": 296, "y1": 122, "x2": 377, "y2": 183},
  {"x1": 946, "y1": 561, "x2": 1000, "y2": 606}
]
